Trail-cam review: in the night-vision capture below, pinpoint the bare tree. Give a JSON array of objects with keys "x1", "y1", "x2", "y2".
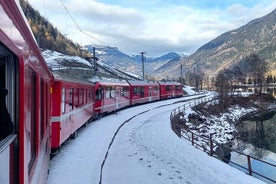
[
  {"x1": 186, "y1": 67, "x2": 204, "y2": 90},
  {"x1": 239, "y1": 54, "x2": 268, "y2": 95},
  {"x1": 215, "y1": 69, "x2": 233, "y2": 106}
]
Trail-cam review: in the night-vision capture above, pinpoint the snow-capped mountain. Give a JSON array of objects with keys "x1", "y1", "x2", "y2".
[{"x1": 84, "y1": 45, "x2": 182, "y2": 80}]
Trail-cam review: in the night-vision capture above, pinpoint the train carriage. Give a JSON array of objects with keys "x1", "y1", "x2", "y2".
[
  {"x1": 93, "y1": 78, "x2": 130, "y2": 116},
  {"x1": 51, "y1": 72, "x2": 95, "y2": 149},
  {"x1": 0, "y1": 0, "x2": 52, "y2": 183},
  {"x1": 158, "y1": 81, "x2": 183, "y2": 99},
  {"x1": 127, "y1": 80, "x2": 160, "y2": 105}
]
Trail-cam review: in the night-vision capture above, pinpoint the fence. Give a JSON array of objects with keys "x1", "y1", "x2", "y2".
[{"x1": 170, "y1": 97, "x2": 276, "y2": 183}]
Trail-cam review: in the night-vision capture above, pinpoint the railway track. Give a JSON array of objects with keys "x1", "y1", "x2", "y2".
[{"x1": 98, "y1": 93, "x2": 209, "y2": 184}]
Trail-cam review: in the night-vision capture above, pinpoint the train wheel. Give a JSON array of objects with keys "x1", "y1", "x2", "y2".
[{"x1": 70, "y1": 131, "x2": 78, "y2": 139}]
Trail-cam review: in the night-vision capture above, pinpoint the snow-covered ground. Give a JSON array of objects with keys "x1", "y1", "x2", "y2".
[{"x1": 47, "y1": 93, "x2": 265, "y2": 184}]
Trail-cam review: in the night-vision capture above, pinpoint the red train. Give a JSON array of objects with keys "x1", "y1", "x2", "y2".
[
  {"x1": 158, "y1": 81, "x2": 183, "y2": 99},
  {"x1": 0, "y1": 1, "x2": 52, "y2": 183},
  {"x1": 50, "y1": 73, "x2": 95, "y2": 150},
  {"x1": 128, "y1": 80, "x2": 160, "y2": 105},
  {"x1": 93, "y1": 79, "x2": 130, "y2": 116},
  {"x1": 0, "y1": 1, "x2": 183, "y2": 183}
]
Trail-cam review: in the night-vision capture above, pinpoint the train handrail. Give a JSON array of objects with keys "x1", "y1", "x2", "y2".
[
  {"x1": 0, "y1": 134, "x2": 17, "y2": 154},
  {"x1": 170, "y1": 97, "x2": 276, "y2": 183}
]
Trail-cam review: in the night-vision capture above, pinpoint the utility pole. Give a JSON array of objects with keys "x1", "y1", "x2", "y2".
[
  {"x1": 85, "y1": 47, "x2": 98, "y2": 76},
  {"x1": 141, "y1": 51, "x2": 145, "y2": 80},
  {"x1": 93, "y1": 47, "x2": 98, "y2": 75},
  {"x1": 181, "y1": 64, "x2": 183, "y2": 79},
  {"x1": 180, "y1": 64, "x2": 184, "y2": 85}
]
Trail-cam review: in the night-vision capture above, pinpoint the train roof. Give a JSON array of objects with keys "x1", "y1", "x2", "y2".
[
  {"x1": 90, "y1": 76, "x2": 129, "y2": 86},
  {"x1": 157, "y1": 81, "x2": 182, "y2": 85},
  {"x1": 127, "y1": 80, "x2": 159, "y2": 86},
  {"x1": 52, "y1": 71, "x2": 94, "y2": 86}
]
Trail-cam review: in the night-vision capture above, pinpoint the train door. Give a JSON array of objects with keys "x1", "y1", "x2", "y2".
[
  {"x1": 173, "y1": 85, "x2": 175, "y2": 97},
  {"x1": 115, "y1": 86, "x2": 119, "y2": 110},
  {"x1": 149, "y1": 86, "x2": 152, "y2": 101},
  {"x1": 0, "y1": 43, "x2": 18, "y2": 184}
]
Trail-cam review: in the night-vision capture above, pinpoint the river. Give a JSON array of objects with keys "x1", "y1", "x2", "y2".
[{"x1": 231, "y1": 110, "x2": 276, "y2": 183}]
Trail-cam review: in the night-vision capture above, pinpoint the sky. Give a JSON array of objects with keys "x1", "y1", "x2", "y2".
[
  {"x1": 27, "y1": 0, "x2": 276, "y2": 56},
  {"x1": 46, "y1": 89, "x2": 272, "y2": 184}
]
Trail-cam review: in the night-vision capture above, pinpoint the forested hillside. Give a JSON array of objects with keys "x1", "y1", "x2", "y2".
[{"x1": 19, "y1": 0, "x2": 89, "y2": 58}]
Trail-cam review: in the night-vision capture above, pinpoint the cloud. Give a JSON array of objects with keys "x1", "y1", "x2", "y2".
[{"x1": 27, "y1": 0, "x2": 276, "y2": 56}]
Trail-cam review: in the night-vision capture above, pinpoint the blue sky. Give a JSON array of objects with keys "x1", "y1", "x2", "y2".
[
  {"x1": 28, "y1": 0, "x2": 276, "y2": 56},
  {"x1": 96, "y1": 0, "x2": 260, "y2": 9}
]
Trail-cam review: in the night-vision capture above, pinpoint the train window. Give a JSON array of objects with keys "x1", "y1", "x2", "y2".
[
  {"x1": 166, "y1": 85, "x2": 171, "y2": 92},
  {"x1": 75, "y1": 88, "x2": 79, "y2": 107},
  {"x1": 0, "y1": 47, "x2": 17, "y2": 141},
  {"x1": 61, "y1": 88, "x2": 66, "y2": 114},
  {"x1": 149, "y1": 86, "x2": 152, "y2": 96},
  {"x1": 95, "y1": 87, "x2": 102, "y2": 100},
  {"x1": 46, "y1": 84, "x2": 50, "y2": 127},
  {"x1": 133, "y1": 87, "x2": 144, "y2": 97},
  {"x1": 68, "y1": 88, "x2": 73, "y2": 110},
  {"x1": 40, "y1": 79, "x2": 45, "y2": 141},
  {"x1": 110, "y1": 87, "x2": 115, "y2": 98},
  {"x1": 133, "y1": 87, "x2": 139, "y2": 95},
  {"x1": 155, "y1": 86, "x2": 159, "y2": 94},
  {"x1": 84, "y1": 89, "x2": 87, "y2": 103},
  {"x1": 28, "y1": 69, "x2": 37, "y2": 172},
  {"x1": 124, "y1": 87, "x2": 128, "y2": 97},
  {"x1": 122, "y1": 87, "x2": 129, "y2": 97},
  {"x1": 105, "y1": 86, "x2": 112, "y2": 99},
  {"x1": 88, "y1": 89, "x2": 91, "y2": 102},
  {"x1": 79, "y1": 89, "x2": 84, "y2": 106},
  {"x1": 176, "y1": 85, "x2": 182, "y2": 90},
  {"x1": 141, "y1": 87, "x2": 144, "y2": 97}
]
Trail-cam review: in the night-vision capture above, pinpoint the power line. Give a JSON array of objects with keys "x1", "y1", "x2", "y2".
[
  {"x1": 59, "y1": 0, "x2": 82, "y2": 31},
  {"x1": 58, "y1": 0, "x2": 107, "y2": 45}
]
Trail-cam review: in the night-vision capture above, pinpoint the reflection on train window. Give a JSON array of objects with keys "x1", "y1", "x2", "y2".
[
  {"x1": 95, "y1": 87, "x2": 103, "y2": 100},
  {"x1": 155, "y1": 86, "x2": 159, "y2": 94},
  {"x1": 106, "y1": 86, "x2": 113, "y2": 99},
  {"x1": 28, "y1": 69, "x2": 37, "y2": 172},
  {"x1": 88, "y1": 89, "x2": 92, "y2": 102},
  {"x1": 40, "y1": 79, "x2": 45, "y2": 140},
  {"x1": 75, "y1": 88, "x2": 79, "y2": 107},
  {"x1": 84, "y1": 89, "x2": 87, "y2": 103},
  {"x1": 0, "y1": 48, "x2": 17, "y2": 141},
  {"x1": 121, "y1": 87, "x2": 129, "y2": 97},
  {"x1": 176, "y1": 85, "x2": 182, "y2": 90},
  {"x1": 61, "y1": 88, "x2": 65, "y2": 114},
  {"x1": 133, "y1": 86, "x2": 144, "y2": 97},
  {"x1": 79, "y1": 89, "x2": 84, "y2": 106},
  {"x1": 68, "y1": 88, "x2": 73, "y2": 110}
]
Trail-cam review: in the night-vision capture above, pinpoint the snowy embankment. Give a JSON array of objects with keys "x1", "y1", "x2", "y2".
[{"x1": 47, "y1": 93, "x2": 264, "y2": 184}]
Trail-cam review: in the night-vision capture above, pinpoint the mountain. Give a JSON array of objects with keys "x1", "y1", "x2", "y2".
[
  {"x1": 20, "y1": 0, "x2": 89, "y2": 58},
  {"x1": 85, "y1": 45, "x2": 142, "y2": 76},
  {"x1": 22, "y1": 0, "x2": 276, "y2": 82},
  {"x1": 174, "y1": 8, "x2": 276, "y2": 79},
  {"x1": 85, "y1": 8, "x2": 276, "y2": 81},
  {"x1": 84, "y1": 45, "x2": 182, "y2": 80}
]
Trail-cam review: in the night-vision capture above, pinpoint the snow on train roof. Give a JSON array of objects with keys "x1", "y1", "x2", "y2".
[
  {"x1": 52, "y1": 71, "x2": 94, "y2": 86},
  {"x1": 89, "y1": 76, "x2": 129, "y2": 85},
  {"x1": 157, "y1": 81, "x2": 182, "y2": 85},
  {"x1": 42, "y1": 50, "x2": 91, "y2": 71},
  {"x1": 127, "y1": 80, "x2": 159, "y2": 86}
]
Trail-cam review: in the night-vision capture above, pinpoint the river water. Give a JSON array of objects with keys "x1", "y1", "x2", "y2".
[
  {"x1": 237, "y1": 110, "x2": 276, "y2": 154},
  {"x1": 231, "y1": 110, "x2": 276, "y2": 183}
]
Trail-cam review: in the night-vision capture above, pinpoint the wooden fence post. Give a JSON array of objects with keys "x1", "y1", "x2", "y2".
[
  {"x1": 247, "y1": 155, "x2": 252, "y2": 176},
  {"x1": 192, "y1": 132, "x2": 194, "y2": 146},
  {"x1": 209, "y1": 134, "x2": 214, "y2": 156}
]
